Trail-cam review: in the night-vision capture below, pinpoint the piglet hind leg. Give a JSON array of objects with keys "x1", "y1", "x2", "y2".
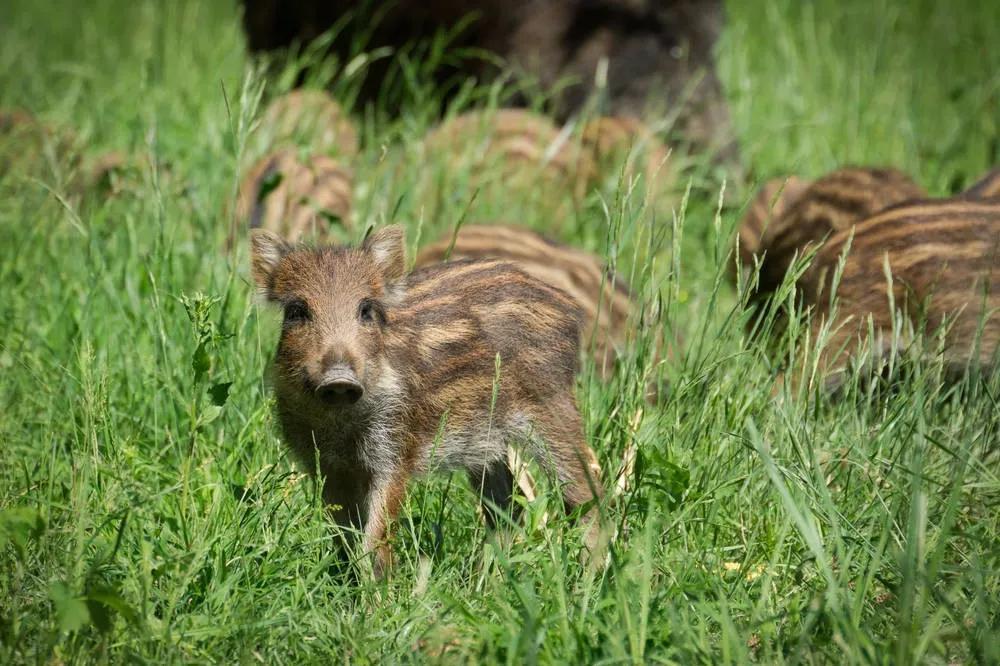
[
  {"x1": 467, "y1": 457, "x2": 520, "y2": 530},
  {"x1": 525, "y1": 398, "x2": 607, "y2": 561}
]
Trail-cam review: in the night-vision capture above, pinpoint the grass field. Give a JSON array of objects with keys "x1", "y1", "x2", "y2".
[{"x1": 1, "y1": 0, "x2": 999, "y2": 662}]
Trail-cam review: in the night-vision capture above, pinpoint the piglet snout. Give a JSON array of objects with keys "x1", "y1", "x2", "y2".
[{"x1": 316, "y1": 366, "x2": 364, "y2": 406}]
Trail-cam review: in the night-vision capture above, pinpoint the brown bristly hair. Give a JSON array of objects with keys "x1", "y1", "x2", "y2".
[
  {"x1": 748, "y1": 167, "x2": 926, "y2": 298},
  {"x1": 415, "y1": 223, "x2": 636, "y2": 380},
  {"x1": 251, "y1": 225, "x2": 606, "y2": 575},
  {"x1": 795, "y1": 196, "x2": 999, "y2": 390},
  {"x1": 229, "y1": 149, "x2": 353, "y2": 249}
]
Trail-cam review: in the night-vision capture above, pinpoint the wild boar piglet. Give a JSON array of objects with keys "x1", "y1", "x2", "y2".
[
  {"x1": 737, "y1": 167, "x2": 926, "y2": 295},
  {"x1": 737, "y1": 167, "x2": 999, "y2": 392},
  {"x1": 798, "y1": 196, "x2": 1000, "y2": 390},
  {"x1": 251, "y1": 226, "x2": 604, "y2": 574}
]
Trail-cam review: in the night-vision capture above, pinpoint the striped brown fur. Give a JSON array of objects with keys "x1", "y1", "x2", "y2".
[
  {"x1": 796, "y1": 197, "x2": 999, "y2": 389},
  {"x1": 415, "y1": 223, "x2": 635, "y2": 380},
  {"x1": 255, "y1": 89, "x2": 358, "y2": 158},
  {"x1": 736, "y1": 175, "x2": 809, "y2": 279},
  {"x1": 747, "y1": 167, "x2": 927, "y2": 296},
  {"x1": 962, "y1": 167, "x2": 1000, "y2": 199},
  {"x1": 422, "y1": 108, "x2": 595, "y2": 202},
  {"x1": 230, "y1": 149, "x2": 353, "y2": 247},
  {"x1": 580, "y1": 116, "x2": 673, "y2": 200},
  {"x1": 251, "y1": 226, "x2": 604, "y2": 575}
]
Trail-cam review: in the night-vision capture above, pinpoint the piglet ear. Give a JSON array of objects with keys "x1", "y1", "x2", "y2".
[
  {"x1": 362, "y1": 225, "x2": 407, "y2": 284},
  {"x1": 250, "y1": 229, "x2": 290, "y2": 298}
]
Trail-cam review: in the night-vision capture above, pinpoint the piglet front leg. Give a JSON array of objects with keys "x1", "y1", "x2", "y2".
[{"x1": 360, "y1": 470, "x2": 411, "y2": 578}]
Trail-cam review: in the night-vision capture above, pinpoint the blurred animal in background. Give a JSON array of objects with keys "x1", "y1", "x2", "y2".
[
  {"x1": 580, "y1": 115, "x2": 674, "y2": 202},
  {"x1": 229, "y1": 89, "x2": 358, "y2": 247},
  {"x1": 0, "y1": 108, "x2": 169, "y2": 201},
  {"x1": 231, "y1": 149, "x2": 354, "y2": 246},
  {"x1": 239, "y1": 0, "x2": 738, "y2": 168},
  {"x1": 418, "y1": 109, "x2": 677, "y2": 229},
  {"x1": 0, "y1": 109, "x2": 82, "y2": 186},
  {"x1": 737, "y1": 166, "x2": 999, "y2": 391},
  {"x1": 798, "y1": 193, "x2": 999, "y2": 390},
  {"x1": 736, "y1": 167, "x2": 927, "y2": 295},
  {"x1": 84, "y1": 151, "x2": 142, "y2": 198},
  {"x1": 420, "y1": 108, "x2": 593, "y2": 223},
  {"x1": 734, "y1": 175, "x2": 809, "y2": 279},
  {"x1": 251, "y1": 88, "x2": 358, "y2": 158}
]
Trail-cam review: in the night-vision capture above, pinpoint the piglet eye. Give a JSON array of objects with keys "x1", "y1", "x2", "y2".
[
  {"x1": 358, "y1": 298, "x2": 379, "y2": 324},
  {"x1": 283, "y1": 299, "x2": 310, "y2": 326}
]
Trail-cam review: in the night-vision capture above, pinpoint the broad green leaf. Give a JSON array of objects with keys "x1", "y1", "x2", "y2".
[{"x1": 49, "y1": 582, "x2": 90, "y2": 633}]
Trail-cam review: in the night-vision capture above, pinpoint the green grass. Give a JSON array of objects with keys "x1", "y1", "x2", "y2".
[{"x1": 1, "y1": 0, "x2": 999, "y2": 662}]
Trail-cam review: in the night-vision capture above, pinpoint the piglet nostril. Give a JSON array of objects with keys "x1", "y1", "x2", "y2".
[
  {"x1": 317, "y1": 381, "x2": 363, "y2": 404},
  {"x1": 315, "y1": 370, "x2": 364, "y2": 406}
]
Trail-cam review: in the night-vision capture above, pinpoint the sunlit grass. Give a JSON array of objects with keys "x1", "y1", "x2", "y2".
[{"x1": 1, "y1": 0, "x2": 998, "y2": 662}]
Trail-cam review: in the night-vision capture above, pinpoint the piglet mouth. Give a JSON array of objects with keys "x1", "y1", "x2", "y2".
[{"x1": 313, "y1": 366, "x2": 365, "y2": 407}]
